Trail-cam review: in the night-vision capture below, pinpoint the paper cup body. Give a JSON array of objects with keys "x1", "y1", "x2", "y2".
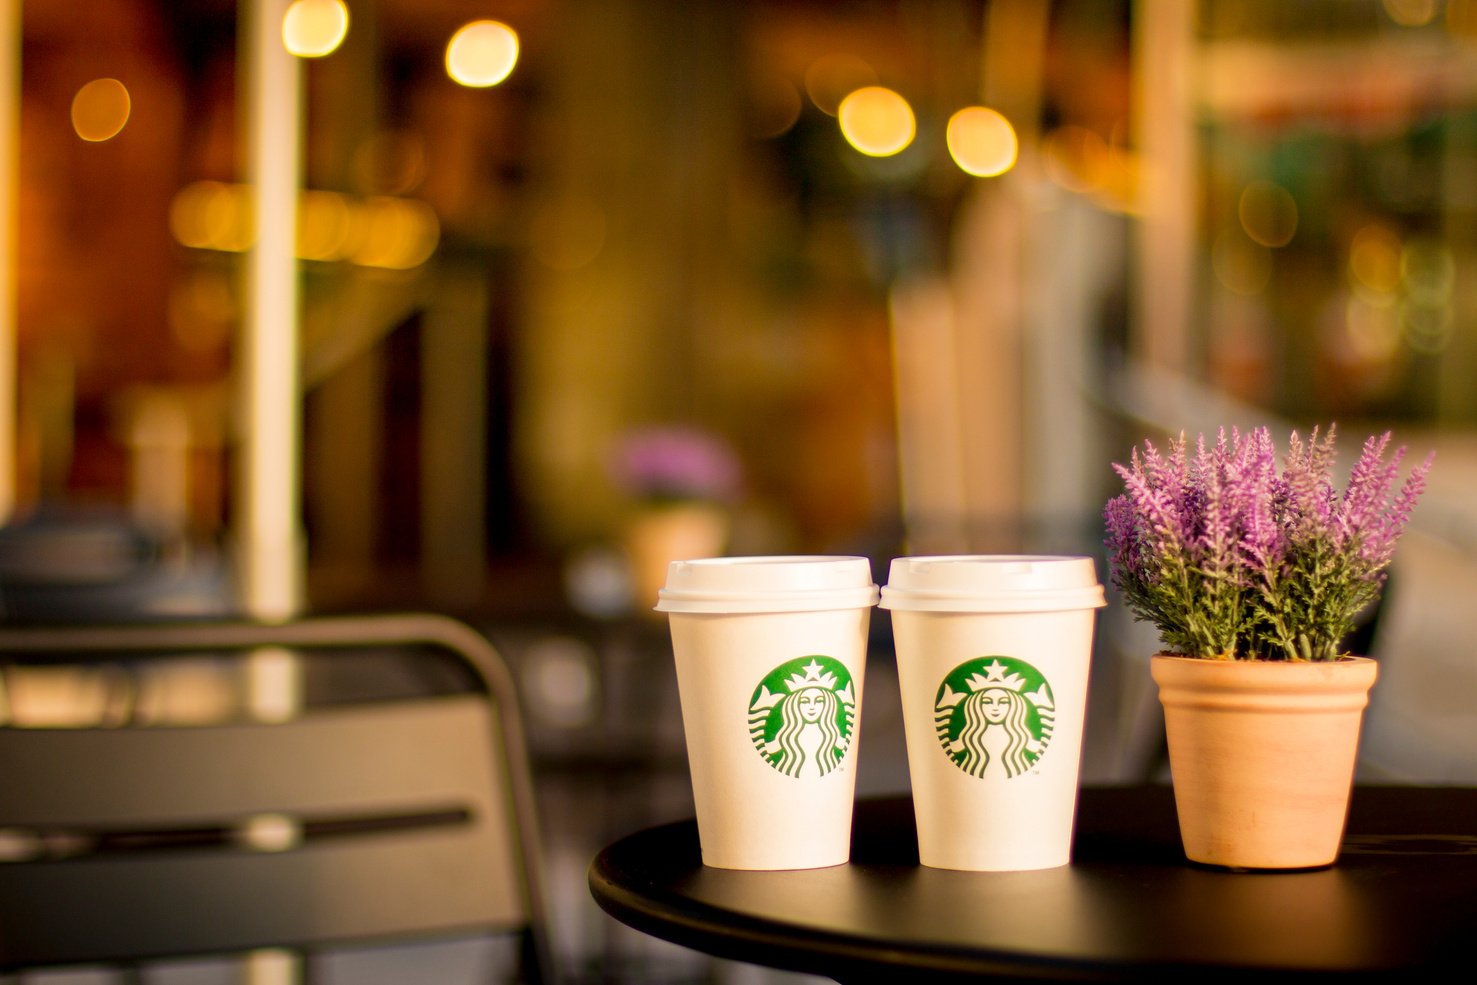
[
  {"x1": 659, "y1": 557, "x2": 877, "y2": 870},
  {"x1": 881, "y1": 556, "x2": 1105, "y2": 871}
]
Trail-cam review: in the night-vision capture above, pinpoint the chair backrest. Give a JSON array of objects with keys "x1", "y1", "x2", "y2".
[{"x1": 0, "y1": 614, "x2": 551, "y2": 981}]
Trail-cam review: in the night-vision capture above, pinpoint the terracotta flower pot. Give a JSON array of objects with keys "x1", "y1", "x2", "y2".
[
  {"x1": 624, "y1": 501, "x2": 731, "y2": 616},
  {"x1": 1150, "y1": 654, "x2": 1379, "y2": 870}
]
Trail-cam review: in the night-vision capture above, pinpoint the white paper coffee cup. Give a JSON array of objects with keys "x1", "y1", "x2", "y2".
[
  {"x1": 880, "y1": 555, "x2": 1106, "y2": 871},
  {"x1": 657, "y1": 556, "x2": 878, "y2": 870}
]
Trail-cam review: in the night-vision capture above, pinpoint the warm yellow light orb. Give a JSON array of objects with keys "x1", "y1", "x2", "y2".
[
  {"x1": 1383, "y1": 0, "x2": 1439, "y2": 27},
  {"x1": 169, "y1": 181, "x2": 254, "y2": 252},
  {"x1": 1238, "y1": 180, "x2": 1298, "y2": 248},
  {"x1": 1348, "y1": 224, "x2": 1403, "y2": 298},
  {"x1": 297, "y1": 190, "x2": 354, "y2": 261},
  {"x1": 352, "y1": 197, "x2": 440, "y2": 269},
  {"x1": 72, "y1": 78, "x2": 131, "y2": 142},
  {"x1": 837, "y1": 86, "x2": 915, "y2": 158},
  {"x1": 446, "y1": 21, "x2": 520, "y2": 88},
  {"x1": 946, "y1": 106, "x2": 1018, "y2": 177},
  {"x1": 283, "y1": 0, "x2": 349, "y2": 58}
]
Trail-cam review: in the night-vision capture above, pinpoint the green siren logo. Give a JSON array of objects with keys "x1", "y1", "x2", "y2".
[
  {"x1": 748, "y1": 656, "x2": 857, "y2": 778},
  {"x1": 934, "y1": 656, "x2": 1055, "y2": 779}
]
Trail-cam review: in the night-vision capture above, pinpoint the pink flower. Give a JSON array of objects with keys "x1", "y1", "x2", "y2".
[
  {"x1": 608, "y1": 426, "x2": 743, "y2": 504},
  {"x1": 1104, "y1": 424, "x2": 1431, "y2": 660}
]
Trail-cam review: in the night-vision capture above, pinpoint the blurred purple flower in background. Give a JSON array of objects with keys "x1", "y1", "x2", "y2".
[{"x1": 608, "y1": 426, "x2": 743, "y2": 505}]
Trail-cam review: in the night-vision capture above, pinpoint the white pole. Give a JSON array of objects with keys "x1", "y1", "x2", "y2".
[
  {"x1": 1133, "y1": 0, "x2": 1196, "y2": 372},
  {"x1": 238, "y1": 0, "x2": 304, "y2": 753},
  {"x1": 0, "y1": 0, "x2": 19, "y2": 523},
  {"x1": 240, "y1": 21, "x2": 308, "y2": 985},
  {"x1": 238, "y1": 0, "x2": 304, "y2": 625}
]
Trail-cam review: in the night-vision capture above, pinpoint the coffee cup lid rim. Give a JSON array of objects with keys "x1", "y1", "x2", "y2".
[
  {"x1": 656, "y1": 555, "x2": 880, "y2": 613},
  {"x1": 879, "y1": 554, "x2": 1106, "y2": 613}
]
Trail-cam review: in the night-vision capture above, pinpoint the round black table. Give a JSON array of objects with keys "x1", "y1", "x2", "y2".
[{"x1": 589, "y1": 786, "x2": 1477, "y2": 983}]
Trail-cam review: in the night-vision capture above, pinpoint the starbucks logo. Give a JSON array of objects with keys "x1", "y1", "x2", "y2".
[
  {"x1": 934, "y1": 656, "x2": 1055, "y2": 779},
  {"x1": 748, "y1": 656, "x2": 857, "y2": 778}
]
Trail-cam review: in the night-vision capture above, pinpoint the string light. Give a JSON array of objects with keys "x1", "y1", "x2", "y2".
[
  {"x1": 71, "y1": 79, "x2": 131, "y2": 142},
  {"x1": 282, "y1": 0, "x2": 349, "y2": 58},
  {"x1": 838, "y1": 86, "x2": 915, "y2": 157},
  {"x1": 946, "y1": 107, "x2": 1018, "y2": 177},
  {"x1": 446, "y1": 20, "x2": 520, "y2": 88}
]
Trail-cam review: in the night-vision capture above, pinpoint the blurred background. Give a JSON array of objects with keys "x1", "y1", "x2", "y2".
[{"x1": 3, "y1": 0, "x2": 1476, "y2": 981}]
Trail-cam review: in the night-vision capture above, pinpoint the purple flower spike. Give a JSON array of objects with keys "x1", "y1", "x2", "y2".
[{"x1": 1103, "y1": 423, "x2": 1432, "y2": 661}]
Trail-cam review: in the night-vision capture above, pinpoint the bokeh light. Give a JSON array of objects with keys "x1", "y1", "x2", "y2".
[
  {"x1": 169, "y1": 181, "x2": 253, "y2": 252},
  {"x1": 837, "y1": 86, "x2": 915, "y2": 158},
  {"x1": 1043, "y1": 125, "x2": 1110, "y2": 192},
  {"x1": 168, "y1": 182, "x2": 218, "y2": 249},
  {"x1": 446, "y1": 20, "x2": 520, "y2": 88},
  {"x1": 1383, "y1": 0, "x2": 1439, "y2": 27},
  {"x1": 1348, "y1": 224, "x2": 1403, "y2": 301},
  {"x1": 520, "y1": 637, "x2": 599, "y2": 728},
  {"x1": 804, "y1": 54, "x2": 876, "y2": 116},
  {"x1": 749, "y1": 74, "x2": 803, "y2": 139},
  {"x1": 282, "y1": 0, "x2": 349, "y2": 58},
  {"x1": 946, "y1": 106, "x2": 1018, "y2": 178},
  {"x1": 352, "y1": 130, "x2": 428, "y2": 196},
  {"x1": 1212, "y1": 228, "x2": 1273, "y2": 295},
  {"x1": 71, "y1": 79, "x2": 131, "y2": 142},
  {"x1": 1344, "y1": 294, "x2": 1403, "y2": 363},
  {"x1": 296, "y1": 190, "x2": 354, "y2": 261},
  {"x1": 1238, "y1": 180, "x2": 1298, "y2": 248},
  {"x1": 167, "y1": 269, "x2": 237, "y2": 354},
  {"x1": 1402, "y1": 299, "x2": 1453, "y2": 353},
  {"x1": 171, "y1": 182, "x2": 437, "y2": 269},
  {"x1": 1397, "y1": 238, "x2": 1454, "y2": 354},
  {"x1": 1401, "y1": 237, "x2": 1455, "y2": 304},
  {"x1": 350, "y1": 197, "x2": 440, "y2": 269}
]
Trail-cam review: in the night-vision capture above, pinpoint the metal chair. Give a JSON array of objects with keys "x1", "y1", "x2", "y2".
[{"x1": 0, "y1": 613, "x2": 552, "y2": 983}]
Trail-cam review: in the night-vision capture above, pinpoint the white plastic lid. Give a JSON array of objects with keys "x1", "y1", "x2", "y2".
[
  {"x1": 655, "y1": 556, "x2": 880, "y2": 614},
  {"x1": 879, "y1": 555, "x2": 1106, "y2": 613}
]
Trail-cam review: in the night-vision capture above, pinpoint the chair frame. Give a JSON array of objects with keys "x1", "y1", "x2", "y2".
[{"x1": 0, "y1": 612, "x2": 553, "y2": 982}]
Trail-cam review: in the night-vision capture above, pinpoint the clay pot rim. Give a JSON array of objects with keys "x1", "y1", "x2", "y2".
[
  {"x1": 1150, "y1": 652, "x2": 1374, "y2": 664},
  {"x1": 1150, "y1": 652, "x2": 1378, "y2": 700}
]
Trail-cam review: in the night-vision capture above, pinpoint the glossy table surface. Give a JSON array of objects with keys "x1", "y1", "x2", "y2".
[{"x1": 589, "y1": 786, "x2": 1477, "y2": 983}]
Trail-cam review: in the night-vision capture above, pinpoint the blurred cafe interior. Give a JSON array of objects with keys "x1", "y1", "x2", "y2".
[{"x1": 5, "y1": 0, "x2": 1477, "y2": 981}]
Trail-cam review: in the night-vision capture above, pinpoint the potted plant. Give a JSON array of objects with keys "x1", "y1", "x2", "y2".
[
  {"x1": 608, "y1": 425, "x2": 744, "y2": 612},
  {"x1": 1103, "y1": 425, "x2": 1432, "y2": 869}
]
